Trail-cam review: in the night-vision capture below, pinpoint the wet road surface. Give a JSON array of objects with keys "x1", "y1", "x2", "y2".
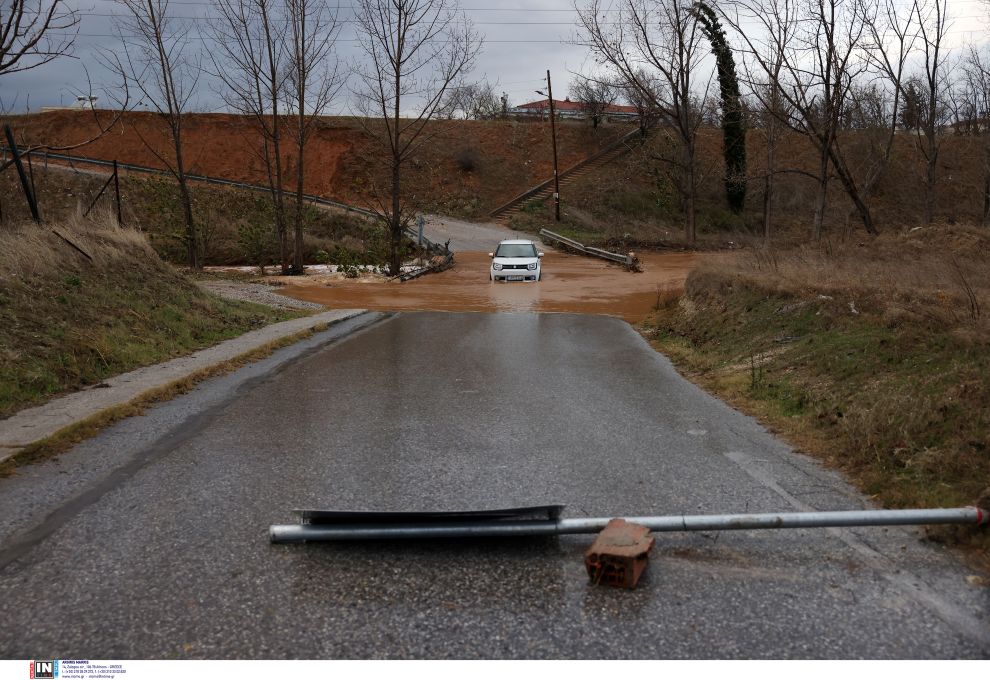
[{"x1": 0, "y1": 312, "x2": 987, "y2": 658}]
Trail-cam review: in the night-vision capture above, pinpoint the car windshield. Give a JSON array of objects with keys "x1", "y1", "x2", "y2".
[{"x1": 495, "y1": 243, "x2": 537, "y2": 258}]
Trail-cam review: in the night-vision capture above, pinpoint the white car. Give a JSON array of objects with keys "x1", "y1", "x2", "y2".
[{"x1": 489, "y1": 239, "x2": 544, "y2": 282}]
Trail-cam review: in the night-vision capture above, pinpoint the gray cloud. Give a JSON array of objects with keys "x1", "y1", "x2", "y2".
[{"x1": 1, "y1": 0, "x2": 595, "y2": 113}]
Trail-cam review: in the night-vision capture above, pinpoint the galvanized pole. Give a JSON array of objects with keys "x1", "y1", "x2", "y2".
[
  {"x1": 546, "y1": 70, "x2": 561, "y2": 222},
  {"x1": 270, "y1": 507, "x2": 988, "y2": 543}
]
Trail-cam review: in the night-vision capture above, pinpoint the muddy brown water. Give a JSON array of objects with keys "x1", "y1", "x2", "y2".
[{"x1": 277, "y1": 251, "x2": 698, "y2": 324}]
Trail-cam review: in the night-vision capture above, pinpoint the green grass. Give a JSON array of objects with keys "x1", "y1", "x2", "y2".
[{"x1": 0, "y1": 220, "x2": 302, "y2": 418}]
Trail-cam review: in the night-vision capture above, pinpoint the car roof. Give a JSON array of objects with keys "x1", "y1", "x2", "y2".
[{"x1": 497, "y1": 239, "x2": 535, "y2": 245}]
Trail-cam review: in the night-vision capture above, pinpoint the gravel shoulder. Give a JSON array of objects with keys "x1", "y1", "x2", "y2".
[{"x1": 199, "y1": 280, "x2": 325, "y2": 310}]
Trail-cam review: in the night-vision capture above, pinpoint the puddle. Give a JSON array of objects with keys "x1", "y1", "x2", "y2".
[{"x1": 276, "y1": 251, "x2": 698, "y2": 323}]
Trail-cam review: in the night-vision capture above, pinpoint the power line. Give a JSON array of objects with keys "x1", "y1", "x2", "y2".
[
  {"x1": 51, "y1": 31, "x2": 571, "y2": 41},
  {"x1": 77, "y1": 12, "x2": 617, "y2": 24}
]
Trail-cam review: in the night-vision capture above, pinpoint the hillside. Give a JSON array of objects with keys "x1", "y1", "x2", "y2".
[
  {"x1": 508, "y1": 127, "x2": 990, "y2": 243},
  {"x1": 0, "y1": 166, "x2": 382, "y2": 267},
  {"x1": 8, "y1": 111, "x2": 990, "y2": 243},
  {"x1": 0, "y1": 217, "x2": 298, "y2": 419},
  {"x1": 4, "y1": 110, "x2": 633, "y2": 220}
]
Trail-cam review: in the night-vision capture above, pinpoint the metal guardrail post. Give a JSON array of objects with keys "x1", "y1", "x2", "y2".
[{"x1": 3, "y1": 125, "x2": 41, "y2": 222}]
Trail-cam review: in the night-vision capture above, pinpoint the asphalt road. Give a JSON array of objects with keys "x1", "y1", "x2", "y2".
[
  {"x1": 0, "y1": 312, "x2": 987, "y2": 659},
  {"x1": 421, "y1": 215, "x2": 534, "y2": 252}
]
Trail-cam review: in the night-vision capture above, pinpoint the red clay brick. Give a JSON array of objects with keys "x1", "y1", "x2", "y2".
[{"x1": 584, "y1": 518, "x2": 655, "y2": 589}]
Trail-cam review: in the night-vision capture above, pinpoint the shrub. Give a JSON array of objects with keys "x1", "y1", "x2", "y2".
[{"x1": 455, "y1": 148, "x2": 480, "y2": 172}]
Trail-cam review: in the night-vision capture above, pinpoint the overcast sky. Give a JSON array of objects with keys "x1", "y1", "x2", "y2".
[{"x1": 2, "y1": 0, "x2": 990, "y2": 114}]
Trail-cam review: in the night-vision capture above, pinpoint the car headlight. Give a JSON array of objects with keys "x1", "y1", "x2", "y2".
[
  {"x1": 527, "y1": 262, "x2": 537, "y2": 270},
  {"x1": 492, "y1": 262, "x2": 502, "y2": 270}
]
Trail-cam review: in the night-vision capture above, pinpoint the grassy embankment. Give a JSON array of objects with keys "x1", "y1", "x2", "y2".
[
  {"x1": 0, "y1": 166, "x2": 383, "y2": 268},
  {"x1": 0, "y1": 217, "x2": 302, "y2": 420},
  {"x1": 643, "y1": 225, "x2": 990, "y2": 555}
]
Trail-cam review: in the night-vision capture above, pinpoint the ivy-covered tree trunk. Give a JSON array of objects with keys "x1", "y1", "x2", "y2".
[{"x1": 694, "y1": 2, "x2": 747, "y2": 214}]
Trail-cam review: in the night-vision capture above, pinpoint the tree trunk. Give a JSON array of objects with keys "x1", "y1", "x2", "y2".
[
  {"x1": 924, "y1": 146, "x2": 937, "y2": 225},
  {"x1": 390, "y1": 160, "x2": 402, "y2": 276},
  {"x1": 763, "y1": 126, "x2": 776, "y2": 244},
  {"x1": 389, "y1": 63, "x2": 403, "y2": 277},
  {"x1": 272, "y1": 115, "x2": 288, "y2": 274},
  {"x1": 763, "y1": 171, "x2": 773, "y2": 245},
  {"x1": 813, "y1": 148, "x2": 829, "y2": 241},
  {"x1": 172, "y1": 127, "x2": 199, "y2": 269},
  {"x1": 683, "y1": 141, "x2": 697, "y2": 244},
  {"x1": 828, "y1": 147, "x2": 878, "y2": 236},
  {"x1": 293, "y1": 138, "x2": 305, "y2": 273},
  {"x1": 178, "y1": 176, "x2": 198, "y2": 269},
  {"x1": 983, "y1": 140, "x2": 990, "y2": 226},
  {"x1": 293, "y1": 105, "x2": 305, "y2": 274}
]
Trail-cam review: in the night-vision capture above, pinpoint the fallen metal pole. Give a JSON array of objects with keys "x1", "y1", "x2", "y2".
[{"x1": 270, "y1": 507, "x2": 986, "y2": 543}]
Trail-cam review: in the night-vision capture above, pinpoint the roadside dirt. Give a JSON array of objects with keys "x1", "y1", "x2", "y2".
[{"x1": 274, "y1": 251, "x2": 698, "y2": 323}]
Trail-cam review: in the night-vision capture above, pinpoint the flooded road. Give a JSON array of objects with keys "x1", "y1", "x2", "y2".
[{"x1": 278, "y1": 251, "x2": 698, "y2": 323}]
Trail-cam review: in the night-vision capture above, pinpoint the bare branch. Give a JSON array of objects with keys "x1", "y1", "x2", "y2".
[{"x1": 0, "y1": 0, "x2": 78, "y2": 76}]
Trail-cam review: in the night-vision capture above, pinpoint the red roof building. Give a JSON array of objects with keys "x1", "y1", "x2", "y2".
[{"x1": 509, "y1": 97, "x2": 638, "y2": 119}]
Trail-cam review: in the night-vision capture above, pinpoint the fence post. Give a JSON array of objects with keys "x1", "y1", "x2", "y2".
[
  {"x1": 113, "y1": 160, "x2": 122, "y2": 225},
  {"x1": 3, "y1": 125, "x2": 41, "y2": 222}
]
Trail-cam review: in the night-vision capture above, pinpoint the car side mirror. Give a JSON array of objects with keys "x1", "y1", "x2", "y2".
[
  {"x1": 538, "y1": 252, "x2": 545, "y2": 258},
  {"x1": 488, "y1": 252, "x2": 494, "y2": 258}
]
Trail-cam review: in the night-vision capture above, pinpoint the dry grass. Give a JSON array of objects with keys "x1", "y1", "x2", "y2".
[
  {"x1": 0, "y1": 216, "x2": 299, "y2": 418},
  {"x1": 0, "y1": 208, "x2": 153, "y2": 280},
  {"x1": 644, "y1": 226, "x2": 990, "y2": 557},
  {"x1": 703, "y1": 225, "x2": 989, "y2": 331}
]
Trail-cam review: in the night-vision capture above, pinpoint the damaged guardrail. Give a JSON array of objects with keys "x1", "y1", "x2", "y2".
[
  {"x1": 399, "y1": 221, "x2": 453, "y2": 281},
  {"x1": 539, "y1": 229, "x2": 637, "y2": 268}
]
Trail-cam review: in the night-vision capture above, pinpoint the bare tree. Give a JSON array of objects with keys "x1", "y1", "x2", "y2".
[
  {"x1": 0, "y1": 0, "x2": 77, "y2": 78},
  {"x1": 439, "y1": 82, "x2": 477, "y2": 119},
  {"x1": 570, "y1": 76, "x2": 618, "y2": 128},
  {"x1": 284, "y1": 0, "x2": 345, "y2": 273},
  {"x1": 107, "y1": 0, "x2": 202, "y2": 268},
  {"x1": 440, "y1": 79, "x2": 504, "y2": 119},
  {"x1": 352, "y1": 0, "x2": 481, "y2": 275},
  {"x1": 914, "y1": 0, "x2": 953, "y2": 225},
  {"x1": 0, "y1": 0, "x2": 125, "y2": 167},
  {"x1": 1, "y1": 66, "x2": 131, "y2": 176},
  {"x1": 852, "y1": 0, "x2": 917, "y2": 208},
  {"x1": 576, "y1": 0, "x2": 712, "y2": 243},
  {"x1": 729, "y1": 0, "x2": 876, "y2": 238},
  {"x1": 744, "y1": 42, "x2": 789, "y2": 242},
  {"x1": 960, "y1": 46, "x2": 990, "y2": 224},
  {"x1": 210, "y1": 0, "x2": 291, "y2": 273},
  {"x1": 617, "y1": 67, "x2": 663, "y2": 135}
]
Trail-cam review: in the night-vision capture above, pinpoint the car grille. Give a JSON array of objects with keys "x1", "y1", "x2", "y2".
[{"x1": 503, "y1": 264, "x2": 530, "y2": 269}]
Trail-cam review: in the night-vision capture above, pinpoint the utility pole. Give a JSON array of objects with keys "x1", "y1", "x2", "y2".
[
  {"x1": 537, "y1": 70, "x2": 561, "y2": 222},
  {"x1": 547, "y1": 70, "x2": 561, "y2": 221}
]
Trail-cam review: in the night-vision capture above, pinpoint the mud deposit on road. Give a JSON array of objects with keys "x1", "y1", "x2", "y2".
[{"x1": 277, "y1": 251, "x2": 697, "y2": 323}]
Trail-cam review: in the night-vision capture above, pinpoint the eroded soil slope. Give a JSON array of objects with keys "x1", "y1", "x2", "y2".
[{"x1": 7, "y1": 111, "x2": 633, "y2": 218}]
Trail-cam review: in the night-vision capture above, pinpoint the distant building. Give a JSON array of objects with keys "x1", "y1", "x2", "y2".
[
  {"x1": 41, "y1": 96, "x2": 99, "y2": 112},
  {"x1": 508, "y1": 97, "x2": 639, "y2": 121}
]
